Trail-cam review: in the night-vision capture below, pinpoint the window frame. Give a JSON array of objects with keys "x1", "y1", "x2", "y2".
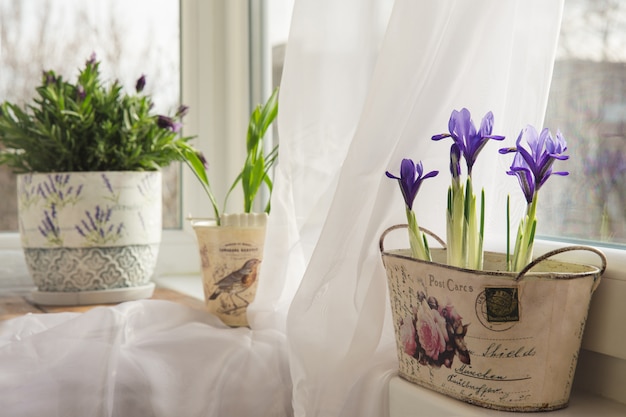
[{"x1": 159, "y1": 0, "x2": 264, "y2": 275}]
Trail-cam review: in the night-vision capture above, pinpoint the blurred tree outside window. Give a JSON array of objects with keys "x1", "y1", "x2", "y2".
[
  {"x1": 0, "y1": 0, "x2": 181, "y2": 230},
  {"x1": 541, "y1": 0, "x2": 626, "y2": 246}
]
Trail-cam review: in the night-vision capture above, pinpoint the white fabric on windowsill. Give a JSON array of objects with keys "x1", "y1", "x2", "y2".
[{"x1": 0, "y1": 300, "x2": 292, "y2": 417}]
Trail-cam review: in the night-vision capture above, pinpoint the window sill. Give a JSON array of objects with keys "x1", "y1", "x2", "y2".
[
  {"x1": 152, "y1": 274, "x2": 204, "y2": 301},
  {"x1": 389, "y1": 376, "x2": 626, "y2": 417},
  {"x1": 0, "y1": 286, "x2": 207, "y2": 320}
]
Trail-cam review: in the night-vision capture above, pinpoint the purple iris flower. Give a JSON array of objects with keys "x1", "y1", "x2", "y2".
[
  {"x1": 386, "y1": 158, "x2": 438, "y2": 210},
  {"x1": 432, "y1": 108, "x2": 505, "y2": 175},
  {"x1": 499, "y1": 125, "x2": 569, "y2": 203}
]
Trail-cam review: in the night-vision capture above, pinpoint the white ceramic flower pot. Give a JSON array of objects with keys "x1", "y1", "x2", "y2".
[{"x1": 17, "y1": 171, "x2": 162, "y2": 305}]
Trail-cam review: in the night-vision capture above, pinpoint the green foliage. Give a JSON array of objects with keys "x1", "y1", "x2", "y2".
[
  {"x1": 179, "y1": 142, "x2": 221, "y2": 222},
  {"x1": 226, "y1": 87, "x2": 279, "y2": 214},
  {"x1": 0, "y1": 54, "x2": 192, "y2": 173},
  {"x1": 182, "y1": 87, "x2": 279, "y2": 224}
]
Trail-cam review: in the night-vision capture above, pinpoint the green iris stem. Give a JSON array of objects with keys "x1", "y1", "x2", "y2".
[
  {"x1": 510, "y1": 191, "x2": 539, "y2": 272},
  {"x1": 476, "y1": 188, "x2": 485, "y2": 269},
  {"x1": 506, "y1": 195, "x2": 511, "y2": 271},
  {"x1": 465, "y1": 178, "x2": 484, "y2": 270},
  {"x1": 447, "y1": 176, "x2": 484, "y2": 269},
  {"x1": 447, "y1": 179, "x2": 465, "y2": 267},
  {"x1": 406, "y1": 206, "x2": 431, "y2": 262}
]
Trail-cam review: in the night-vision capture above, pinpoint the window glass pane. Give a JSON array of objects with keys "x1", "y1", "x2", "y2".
[
  {"x1": 268, "y1": 0, "x2": 293, "y2": 88},
  {"x1": 268, "y1": 0, "x2": 293, "y2": 152},
  {"x1": 0, "y1": 0, "x2": 181, "y2": 231},
  {"x1": 540, "y1": 0, "x2": 626, "y2": 246}
]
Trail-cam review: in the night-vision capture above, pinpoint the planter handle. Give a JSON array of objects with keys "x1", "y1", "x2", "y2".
[
  {"x1": 515, "y1": 246, "x2": 607, "y2": 291},
  {"x1": 379, "y1": 224, "x2": 446, "y2": 253},
  {"x1": 380, "y1": 225, "x2": 606, "y2": 292}
]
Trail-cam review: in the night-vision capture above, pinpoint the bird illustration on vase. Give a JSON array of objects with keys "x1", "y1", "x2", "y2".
[{"x1": 209, "y1": 258, "x2": 261, "y2": 312}]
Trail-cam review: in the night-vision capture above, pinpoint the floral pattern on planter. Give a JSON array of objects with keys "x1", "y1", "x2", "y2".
[
  {"x1": 18, "y1": 171, "x2": 161, "y2": 248},
  {"x1": 24, "y1": 245, "x2": 158, "y2": 291},
  {"x1": 75, "y1": 206, "x2": 125, "y2": 246},
  {"x1": 382, "y1": 239, "x2": 604, "y2": 412},
  {"x1": 400, "y1": 290, "x2": 471, "y2": 368},
  {"x1": 17, "y1": 171, "x2": 162, "y2": 293}
]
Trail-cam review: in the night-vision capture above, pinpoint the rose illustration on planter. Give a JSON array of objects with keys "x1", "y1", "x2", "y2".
[{"x1": 400, "y1": 291, "x2": 470, "y2": 368}]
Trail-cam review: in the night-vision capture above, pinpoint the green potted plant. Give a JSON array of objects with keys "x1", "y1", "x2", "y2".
[
  {"x1": 0, "y1": 53, "x2": 194, "y2": 305},
  {"x1": 179, "y1": 87, "x2": 279, "y2": 327},
  {"x1": 380, "y1": 107, "x2": 607, "y2": 411}
]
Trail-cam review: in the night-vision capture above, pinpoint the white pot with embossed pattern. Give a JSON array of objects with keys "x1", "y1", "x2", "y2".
[{"x1": 17, "y1": 171, "x2": 161, "y2": 305}]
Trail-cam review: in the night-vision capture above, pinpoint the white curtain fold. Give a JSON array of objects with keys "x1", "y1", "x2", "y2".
[
  {"x1": 253, "y1": 0, "x2": 564, "y2": 416},
  {"x1": 247, "y1": 0, "x2": 395, "y2": 331}
]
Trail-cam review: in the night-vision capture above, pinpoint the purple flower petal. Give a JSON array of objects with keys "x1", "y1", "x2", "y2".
[
  {"x1": 501, "y1": 125, "x2": 569, "y2": 201},
  {"x1": 157, "y1": 115, "x2": 179, "y2": 132},
  {"x1": 449, "y1": 144, "x2": 461, "y2": 179},
  {"x1": 176, "y1": 105, "x2": 189, "y2": 118},
  {"x1": 432, "y1": 108, "x2": 505, "y2": 175},
  {"x1": 507, "y1": 154, "x2": 535, "y2": 203},
  {"x1": 386, "y1": 158, "x2": 438, "y2": 210},
  {"x1": 136, "y1": 74, "x2": 146, "y2": 93}
]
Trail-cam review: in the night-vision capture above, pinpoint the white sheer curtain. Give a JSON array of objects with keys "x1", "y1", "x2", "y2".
[
  {"x1": 252, "y1": 0, "x2": 563, "y2": 416},
  {"x1": 0, "y1": 1, "x2": 563, "y2": 416}
]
